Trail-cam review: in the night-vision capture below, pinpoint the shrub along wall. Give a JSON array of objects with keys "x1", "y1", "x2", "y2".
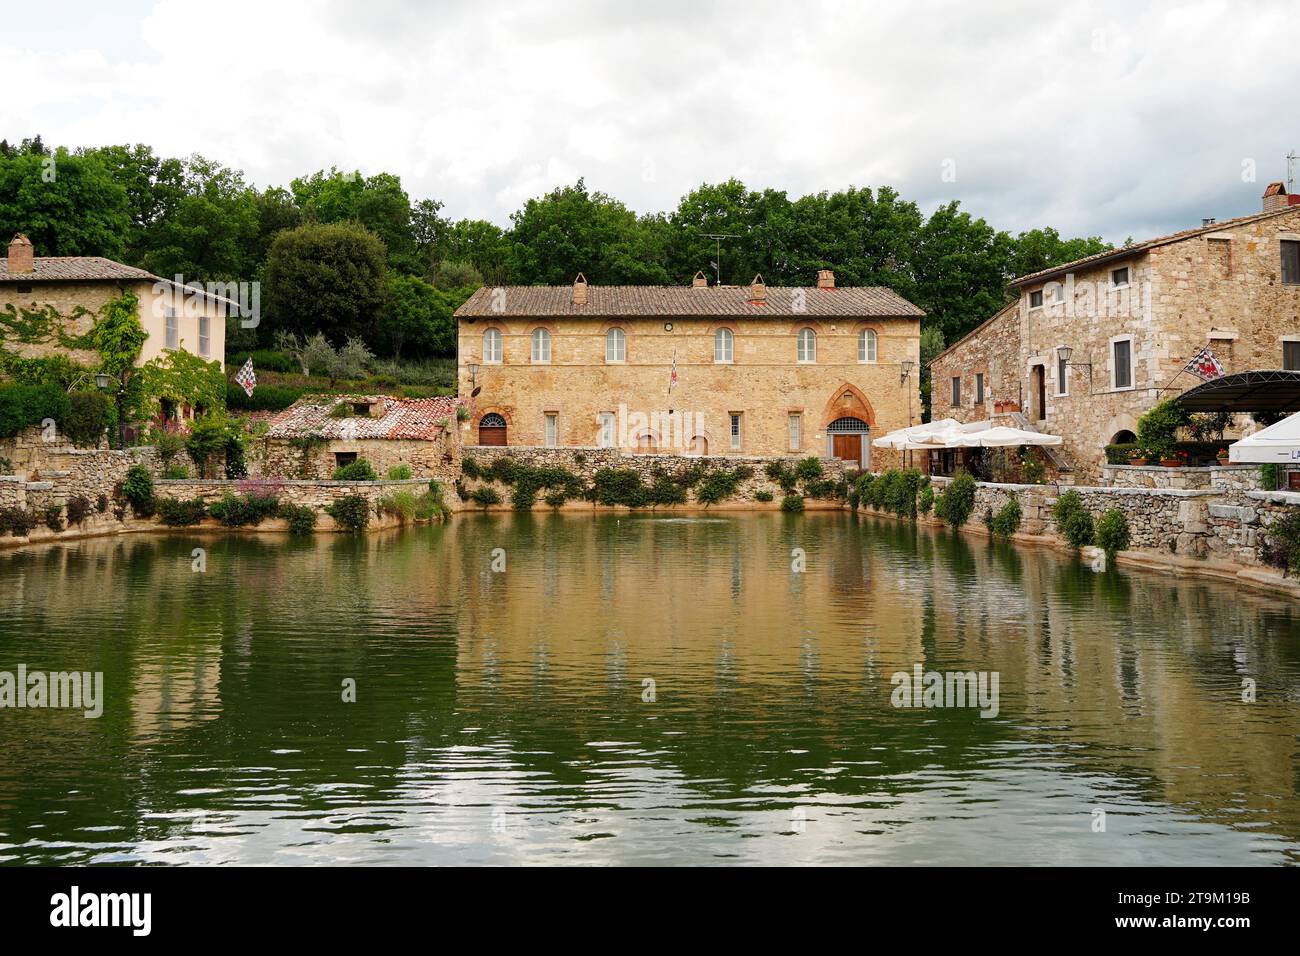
[
  {"x1": 925, "y1": 475, "x2": 1300, "y2": 585},
  {"x1": 459, "y1": 446, "x2": 852, "y2": 510}
]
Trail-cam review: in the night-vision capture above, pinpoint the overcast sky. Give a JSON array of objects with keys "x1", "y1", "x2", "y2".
[{"x1": 2, "y1": 0, "x2": 1297, "y2": 244}]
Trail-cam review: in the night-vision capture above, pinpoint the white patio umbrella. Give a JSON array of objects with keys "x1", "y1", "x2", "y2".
[
  {"x1": 871, "y1": 418, "x2": 962, "y2": 449},
  {"x1": 1228, "y1": 411, "x2": 1300, "y2": 463},
  {"x1": 945, "y1": 425, "x2": 1063, "y2": 448}
]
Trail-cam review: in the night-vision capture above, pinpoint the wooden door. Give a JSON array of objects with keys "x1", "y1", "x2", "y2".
[
  {"x1": 478, "y1": 425, "x2": 507, "y2": 446},
  {"x1": 1033, "y1": 366, "x2": 1046, "y2": 420},
  {"x1": 832, "y1": 433, "x2": 861, "y2": 463}
]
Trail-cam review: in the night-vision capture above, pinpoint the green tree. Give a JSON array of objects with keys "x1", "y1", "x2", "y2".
[
  {"x1": 0, "y1": 147, "x2": 131, "y2": 257},
  {"x1": 379, "y1": 274, "x2": 456, "y2": 358},
  {"x1": 509, "y1": 179, "x2": 671, "y2": 284},
  {"x1": 291, "y1": 168, "x2": 415, "y2": 270},
  {"x1": 263, "y1": 222, "x2": 388, "y2": 346}
]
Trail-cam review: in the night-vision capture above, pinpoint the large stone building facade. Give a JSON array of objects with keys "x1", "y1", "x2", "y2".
[
  {"x1": 454, "y1": 271, "x2": 923, "y2": 469},
  {"x1": 930, "y1": 188, "x2": 1300, "y2": 479}
]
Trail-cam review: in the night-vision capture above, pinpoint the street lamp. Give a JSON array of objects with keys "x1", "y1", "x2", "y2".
[
  {"x1": 94, "y1": 373, "x2": 112, "y2": 390},
  {"x1": 900, "y1": 360, "x2": 916, "y2": 429}
]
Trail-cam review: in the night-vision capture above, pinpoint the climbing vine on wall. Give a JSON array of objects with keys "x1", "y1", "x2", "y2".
[{"x1": 137, "y1": 348, "x2": 226, "y2": 419}]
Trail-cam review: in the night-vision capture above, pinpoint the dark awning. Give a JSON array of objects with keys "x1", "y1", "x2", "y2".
[{"x1": 1174, "y1": 369, "x2": 1300, "y2": 413}]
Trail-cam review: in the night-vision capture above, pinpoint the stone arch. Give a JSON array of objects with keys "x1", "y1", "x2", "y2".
[
  {"x1": 820, "y1": 382, "x2": 877, "y2": 428},
  {"x1": 1104, "y1": 412, "x2": 1139, "y2": 448}
]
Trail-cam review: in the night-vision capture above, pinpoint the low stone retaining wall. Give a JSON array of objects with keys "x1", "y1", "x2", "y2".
[
  {"x1": 924, "y1": 476, "x2": 1299, "y2": 590},
  {"x1": 460, "y1": 445, "x2": 851, "y2": 510},
  {"x1": 1100, "y1": 463, "x2": 1274, "y2": 491}
]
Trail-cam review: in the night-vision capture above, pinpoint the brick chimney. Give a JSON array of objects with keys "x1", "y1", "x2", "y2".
[
  {"x1": 572, "y1": 272, "x2": 588, "y2": 306},
  {"x1": 749, "y1": 274, "x2": 766, "y2": 303},
  {"x1": 7, "y1": 234, "x2": 33, "y2": 274},
  {"x1": 1263, "y1": 182, "x2": 1289, "y2": 212},
  {"x1": 692, "y1": 270, "x2": 708, "y2": 288},
  {"x1": 817, "y1": 268, "x2": 835, "y2": 289}
]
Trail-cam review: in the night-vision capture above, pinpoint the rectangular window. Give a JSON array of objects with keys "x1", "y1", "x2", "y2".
[
  {"x1": 165, "y1": 308, "x2": 178, "y2": 349},
  {"x1": 544, "y1": 413, "x2": 557, "y2": 447},
  {"x1": 1028, "y1": 290, "x2": 1043, "y2": 310},
  {"x1": 951, "y1": 376, "x2": 961, "y2": 406},
  {"x1": 198, "y1": 315, "x2": 210, "y2": 357},
  {"x1": 1057, "y1": 351, "x2": 1068, "y2": 395},
  {"x1": 788, "y1": 413, "x2": 801, "y2": 451},
  {"x1": 730, "y1": 412, "x2": 742, "y2": 451},
  {"x1": 597, "y1": 412, "x2": 615, "y2": 448},
  {"x1": 1282, "y1": 240, "x2": 1300, "y2": 285},
  {"x1": 1111, "y1": 266, "x2": 1130, "y2": 288},
  {"x1": 1284, "y1": 341, "x2": 1300, "y2": 371},
  {"x1": 1113, "y1": 339, "x2": 1133, "y2": 389},
  {"x1": 975, "y1": 373, "x2": 985, "y2": 405},
  {"x1": 334, "y1": 452, "x2": 357, "y2": 468}
]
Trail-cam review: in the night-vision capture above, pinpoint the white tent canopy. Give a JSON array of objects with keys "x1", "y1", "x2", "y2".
[
  {"x1": 1228, "y1": 411, "x2": 1300, "y2": 464},
  {"x1": 872, "y1": 420, "x2": 1061, "y2": 450},
  {"x1": 947, "y1": 425, "x2": 1063, "y2": 448}
]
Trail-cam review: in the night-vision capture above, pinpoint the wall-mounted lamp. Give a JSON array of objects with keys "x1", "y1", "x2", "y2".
[
  {"x1": 899, "y1": 359, "x2": 914, "y2": 384},
  {"x1": 1057, "y1": 346, "x2": 1093, "y2": 393}
]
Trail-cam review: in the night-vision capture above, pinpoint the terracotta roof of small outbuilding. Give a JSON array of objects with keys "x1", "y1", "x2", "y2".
[
  {"x1": 0, "y1": 256, "x2": 158, "y2": 282},
  {"x1": 266, "y1": 395, "x2": 463, "y2": 441},
  {"x1": 454, "y1": 284, "x2": 924, "y2": 318}
]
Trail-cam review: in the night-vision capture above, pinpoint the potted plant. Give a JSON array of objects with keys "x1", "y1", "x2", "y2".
[
  {"x1": 1160, "y1": 449, "x2": 1187, "y2": 468},
  {"x1": 1128, "y1": 448, "x2": 1151, "y2": 467},
  {"x1": 1215, "y1": 446, "x2": 1230, "y2": 464}
]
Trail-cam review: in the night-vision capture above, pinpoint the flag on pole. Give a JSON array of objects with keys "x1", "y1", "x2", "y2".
[
  {"x1": 234, "y1": 357, "x2": 257, "y2": 397},
  {"x1": 1184, "y1": 345, "x2": 1225, "y2": 382},
  {"x1": 668, "y1": 350, "x2": 678, "y2": 394}
]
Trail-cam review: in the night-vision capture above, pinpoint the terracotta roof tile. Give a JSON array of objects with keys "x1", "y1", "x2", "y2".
[
  {"x1": 1010, "y1": 205, "x2": 1300, "y2": 287},
  {"x1": 266, "y1": 395, "x2": 462, "y2": 441},
  {"x1": 454, "y1": 284, "x2": 923, "y2": 318},
  {"x1": 0, "y1": 256, "x2": 157, "y2": 282}
]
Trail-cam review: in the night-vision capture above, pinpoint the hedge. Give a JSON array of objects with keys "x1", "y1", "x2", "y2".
[{"x1": 0, "y1": 383, "x2": 69, "y2": 439}]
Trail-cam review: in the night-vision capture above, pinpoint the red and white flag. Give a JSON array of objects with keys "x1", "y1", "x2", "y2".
[
  {"x1": 234, "y1": 357, "x2": 257, "y2": 397},
  {"x1": 668, "y1": 350, "x2": 678, "y2": 393},
  {"x1": 1184, "y1": 345, "x2": 1225, "y2": 382}
]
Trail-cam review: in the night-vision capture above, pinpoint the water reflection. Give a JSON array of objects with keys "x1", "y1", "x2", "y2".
[{"x1": 0, "y1": 512, "x2": 1297, "y2": 865}]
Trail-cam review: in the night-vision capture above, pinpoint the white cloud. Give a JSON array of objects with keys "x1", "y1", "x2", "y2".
[{"x1": 2, "y1": 0, "x2": 1297, "y2": 242}]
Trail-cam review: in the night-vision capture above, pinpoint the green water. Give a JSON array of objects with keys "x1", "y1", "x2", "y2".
[{"x1": 1, "y1": 512, "x2": 1298, "y2": 865}]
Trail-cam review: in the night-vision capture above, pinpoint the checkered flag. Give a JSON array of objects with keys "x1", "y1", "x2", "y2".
[
  {"x1": 234, "y1": 357, "x2": 257, "y2": 397},
  {"x1": 1184, "y1": 345, "x2": 1225, "y2": 382}
]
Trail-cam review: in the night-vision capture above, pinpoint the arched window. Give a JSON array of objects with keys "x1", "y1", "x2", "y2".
[
  {"x1": 605, "y1": 327, "x2": 626, "y2": 362},
  {"x1": 483, "y1": 327, "x2": 502, "y2": 363},
  {"x1": 797, "y1": 328, "x2": 817, "y2": 363},
  {"x1": 531, "y1": 327, "x2": 551, "y2": 363},
  {"x1": 858, "y1": 328, "x2": 877, "y2": 363},
  {"x1": 714, "y1": 327, "x2": 734, "y2": 363}
]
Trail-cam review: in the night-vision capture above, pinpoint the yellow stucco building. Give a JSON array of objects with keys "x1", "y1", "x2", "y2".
[{"x1": 454, "y1": 271, "x2": 923, "y2": 469}]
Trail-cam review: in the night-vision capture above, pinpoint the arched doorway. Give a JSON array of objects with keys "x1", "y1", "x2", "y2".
[
  {"x1": 688, "y1": 435, "x2": 708, "y2": 456},
  {"x1": 478, "y1": 413, "x2": 507, "y2": 446},
  {"x1": 1110, "y1": 429, "x2": 1136, "y2": 445},
  {"x1": 827, "y1": 416, "x2": 870, "y2": 468}
]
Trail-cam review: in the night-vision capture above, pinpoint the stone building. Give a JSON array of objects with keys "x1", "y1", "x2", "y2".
[
  {"x1": 929, "y1": 186, "x2": 1300, "y2": 479},
  {"x1": 259, "y1": 394, "x2": 463, "y2": 481},
  {"x1": 453, "y1": 270, "x2": 924, "y2": 469},
  {"x1": 0, "y1": 233, "x2": 231, "y2": 417}
]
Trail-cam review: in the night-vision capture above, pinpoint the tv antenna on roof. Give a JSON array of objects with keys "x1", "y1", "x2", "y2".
[
  {"x1": 699, "y1": 232, "x2": 739, "y2": 286},
  {"x1": 1288, "y1": 151, "x2": 1298, "y2": 194}
]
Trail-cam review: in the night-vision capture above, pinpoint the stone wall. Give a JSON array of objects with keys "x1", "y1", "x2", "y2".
[
  {"x1": 249, "y1": 434, "x2": 460, "y2": 488},
  {"x1": 155, "y1": 476, "x2": 445, "y2": 530},
  {"x1": 461, "y1": 445, "x2": 851, "y2": 509},
  {"x1": 928, "y1": 476, "x2": 1299, "y2": 570}
]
